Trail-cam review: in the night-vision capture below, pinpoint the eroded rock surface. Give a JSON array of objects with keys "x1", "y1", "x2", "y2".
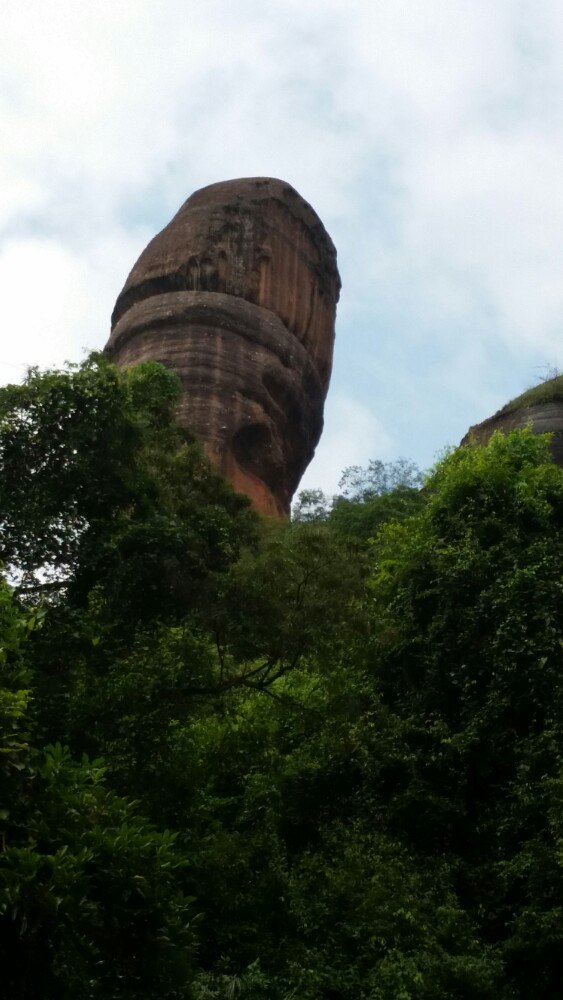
[
  {"x1": 105, "y1": 177, "x2": 340, "y2": 515},
  {"x1": 461, "y1": 376, "x2": 563, "y2": 466}
]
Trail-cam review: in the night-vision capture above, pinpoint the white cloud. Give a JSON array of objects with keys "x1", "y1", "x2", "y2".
[
  {"x1": 299, "y1": 394, "x2": 394, "y2": 497},
  {"x1": 3, "y1": 0, "x2": 563, "y2": 486},
  {"x1": 0, "y1": 228, "x2": 149, "y2": 385},
  {"x1": 0, "y1": 238, "x2": 88, "y2": 376}
]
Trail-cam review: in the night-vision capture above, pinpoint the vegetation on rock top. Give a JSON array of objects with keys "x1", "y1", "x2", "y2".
[{"x1": 490, "y1": 371, "x2": 563, "y2": 419}]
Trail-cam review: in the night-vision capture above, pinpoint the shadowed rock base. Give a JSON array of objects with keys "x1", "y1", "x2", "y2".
[{"x1": 105, "y1": 177, "x2": 340, "y2": 516}]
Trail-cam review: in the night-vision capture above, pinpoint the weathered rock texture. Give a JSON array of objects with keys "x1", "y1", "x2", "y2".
[
  {"x1": 461, "y1": 376, "x2": 563, "y2": 466},
  {"x1": 105, "y1": 177, "x2": 340, "y2": 516}
]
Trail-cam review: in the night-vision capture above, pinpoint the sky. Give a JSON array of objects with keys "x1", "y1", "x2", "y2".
[{"x1": 3, "y1": 0, "x2": 563, "y2": 495}]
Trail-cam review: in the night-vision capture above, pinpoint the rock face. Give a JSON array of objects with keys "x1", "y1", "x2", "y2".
[
  {"x1": 461, "y1": 376, "x2": 563, "y2": 466},
  {"x1": 105, "y1": 177, "x2": 340, "y2": 516}
]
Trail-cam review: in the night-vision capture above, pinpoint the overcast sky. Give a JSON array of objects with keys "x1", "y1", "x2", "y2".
[{"x1": 3, "y1": 0, "x2": 563, "y2": 494}]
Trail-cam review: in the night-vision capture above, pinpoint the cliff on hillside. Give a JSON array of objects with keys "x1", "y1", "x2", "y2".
[{"x1": 462, "y1": 375, "x2": 563, "y2": 466}]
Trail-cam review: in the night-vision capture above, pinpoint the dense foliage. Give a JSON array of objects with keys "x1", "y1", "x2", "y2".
[
  {"x1": 2, "y1": 356, "x2": 563, "y2": 997},
  {"x1": 293, "y1": 457, "x2": 425, "y2": 542}
]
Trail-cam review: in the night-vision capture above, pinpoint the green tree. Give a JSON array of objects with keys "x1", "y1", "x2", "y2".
[
  {"x1": 338, "y1": 457, "x2": 424, "y2": 502},
  {"x1": 370, "y1": 429, "x2": 563, "y2": 997},
  {"x1": 0, "y1": 355, "x2": 256, "y2": 746},
  {"x1": 0, "y1": 580, "x2": 197, "y2": 999},
  {"x1": 4, "y1": 353, "x2": 563, "y2": 999},
  {"x1": 0, "y1": 354, "x2": 255, "y2": 616},
  {"x1": 293, "y1": 458, "x2": 425, "y2": 543}
]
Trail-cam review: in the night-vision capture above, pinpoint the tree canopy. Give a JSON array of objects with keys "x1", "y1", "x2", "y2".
[{"x1": 2, "y1": 357, "x2": 563, "y2": 998}]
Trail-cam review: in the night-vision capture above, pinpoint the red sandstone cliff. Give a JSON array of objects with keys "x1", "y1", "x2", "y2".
[{"x1": 105, "y1": 177, "x2": 340, "y2": 516}]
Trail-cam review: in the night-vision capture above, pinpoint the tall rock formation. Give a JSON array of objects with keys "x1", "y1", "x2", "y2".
[
  {"x1": 462, "y1": 376, "x2": 563, "y2": 465},
  {"x1": 105, "y1": 177, "x2": 340, "y2": 516}
]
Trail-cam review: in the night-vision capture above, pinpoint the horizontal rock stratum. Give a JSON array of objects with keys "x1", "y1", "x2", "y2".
[
  {"x1": 461, "y1": 375, "x2": 563, "y2": 465},
  {"x1": 105, "y1": 177, "x2": 341, "y2": 516}
]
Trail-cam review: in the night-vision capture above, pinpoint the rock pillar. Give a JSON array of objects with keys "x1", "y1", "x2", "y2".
[{"x1": 105, "y1": 177, "x2": 340, "y2": 516}]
